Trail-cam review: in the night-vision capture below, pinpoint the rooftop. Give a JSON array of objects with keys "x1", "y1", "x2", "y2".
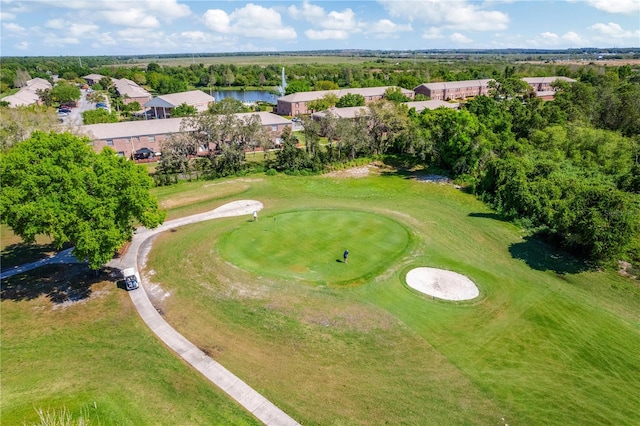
[
  {"x1": 113, "y1": 78, "x2": 151, "y2": 99},
  {"x1": 145, "y1": 90, "x2": 215, "y2": 109},
  {"x1": 80, "y1": 111, "x2": 290, "y2": 140},
  {"x1": 279, "y1": 86, "x2": 413, "y2": 103}
]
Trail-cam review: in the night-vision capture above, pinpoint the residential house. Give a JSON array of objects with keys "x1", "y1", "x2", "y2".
[
  {"x1": 414, "y1": 77, "x2": 576, "y2": 101},
  {"x1": 310, "y1": 99, "x2": 459, "y2": 122},
  {"x1": 82, "y1": 74, "x2": 106, "y2": 86},
  {"x1": 3, "y1": 77, "x2": 52, "y2": 107},
  {"x1": 276, "y1": 86, "x2": 414, "y2": 116},
  {"x1": 522, "y1": 76, "x2": 577, "y2": 100},
  {"x1": 112, "y1": 78, "x2": 152, "y2": 105},
  {"x1": 144, "y1": 90, "x2": 215, "y2": 119},
  {"x1": 413, "y1": 79, "x2": 492, "y2": 101},
  {"x1": 80, "y1": 111, "x2": 291, "y2": 159}
]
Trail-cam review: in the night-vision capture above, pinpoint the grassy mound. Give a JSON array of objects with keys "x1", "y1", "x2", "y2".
[{"x1": 219, "y1": 210, "x2": 411, "y2": 285}]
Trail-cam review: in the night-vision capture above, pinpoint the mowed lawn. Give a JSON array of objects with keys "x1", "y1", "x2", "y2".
[
  {"x1": 220, "y1": 210, "x2": 411, "y2": 285},
  {"x1": 145, "y1": 173, "x2": 640, "y2": 425},
  {"x1": 2, "y1": 170, "x2": 639, "y2": 425},
  {"x1": 0, "y1": 266, "x2": 259, "y2": 425}
]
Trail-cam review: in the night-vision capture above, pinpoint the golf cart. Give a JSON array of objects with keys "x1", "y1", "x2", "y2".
[{"x1": 123, "y1": 267, "x2": 140, "y2": 291}]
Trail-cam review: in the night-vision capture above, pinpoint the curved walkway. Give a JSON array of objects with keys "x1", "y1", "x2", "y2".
[{"x1": 3, "y1": 200, "x2": 299, "y2": 426}]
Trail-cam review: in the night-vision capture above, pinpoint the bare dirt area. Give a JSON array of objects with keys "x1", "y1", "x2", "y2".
[
  {"x1": 323, "y1": 165, "x2": 372, "y2": 178},
  {"x1": 406, "y1": 267, "x2": 480, "y2": 301}
]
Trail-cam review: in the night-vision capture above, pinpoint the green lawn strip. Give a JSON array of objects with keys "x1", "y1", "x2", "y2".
[
  {"x1": 145, "y1": 173, "x2": 640, "y2": 425},
  {"x1": 0, "y1": 265, "x2": 259, "y2": 426}
]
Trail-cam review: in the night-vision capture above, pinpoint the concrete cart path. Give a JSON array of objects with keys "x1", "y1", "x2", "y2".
[
  {"x1": 0, "y1": 247, "x2": 81, "y2": 280},
  {"x1": 2, "y1": 200, "x2": 299, "y2": 426},
  {"x1": 108, "y1": 200, "x2": 300, "y2": 426}
]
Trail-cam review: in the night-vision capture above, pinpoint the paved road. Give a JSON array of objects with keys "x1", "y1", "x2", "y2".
[{"x1": 2, "y1": 200, "x2": 300, "y2": 426}]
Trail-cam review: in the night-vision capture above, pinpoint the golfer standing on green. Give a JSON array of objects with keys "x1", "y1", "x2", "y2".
[{"x1": 343, "y1": 249, "x2": 349, "y2": 263}]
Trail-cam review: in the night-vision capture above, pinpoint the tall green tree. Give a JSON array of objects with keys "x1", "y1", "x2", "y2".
[
  {"x1": 336, "y1": 93, "x2": 365, "y2": 108},
  {"x1": 0, "y1": 131, "x2": 165, "y2": 269},
  {"x1": 172, "y1": 102, "x2": 198, "y2": 117},
  {"x1": 50, "y1": 83, "x2": 82, "y2": 104},
  {"x1": 82, "y1": 109, "x2": 118, "y2": 124}
]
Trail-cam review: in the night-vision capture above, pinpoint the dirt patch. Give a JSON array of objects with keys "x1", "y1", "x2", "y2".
[
  {"x1": 406, "y1": 267, "x2": 479, "y2": 301},
  {"x1": 324, "y1": 166, "x2": 371, "y2": 178},
  {"x1": 618, "y1": 261, "x2": 639, "y2": 280}
]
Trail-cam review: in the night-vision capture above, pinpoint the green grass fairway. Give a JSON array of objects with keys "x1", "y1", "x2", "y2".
[
  {"x1": 146, "y1": 173, "x2": 640, "y2": 425},
  {"x1": 220, "y1": 210, "x2": 411, "y2": 285},
  {"x1": 4, "y1": 170, "x2": 640, "y2": 425}
]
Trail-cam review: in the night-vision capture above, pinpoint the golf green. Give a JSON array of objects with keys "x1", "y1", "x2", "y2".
[{"x1": 219, "y1": 210, "x2": 411, "y2": 284}]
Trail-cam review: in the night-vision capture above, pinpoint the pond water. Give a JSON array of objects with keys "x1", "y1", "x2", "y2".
[{"x1": 209, "y1": 90, "x2": 280, "y2": 104}]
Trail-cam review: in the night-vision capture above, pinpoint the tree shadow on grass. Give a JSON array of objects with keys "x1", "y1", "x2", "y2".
[
  {"x1": 1, "y1": 263, "x2": 117, "y2": 304},
  {"x1": 0, "y1": 241, "x2": 68, "y2": 270},
  {"x1": 509, "y1": 236, "x2": 592, "y2": 275},
  {"x1": 468, "y1": 212, "x2": 592, "y2": 275},
  {"x1": 468, "y1": 212, "x2": 511, "y2": 221}
]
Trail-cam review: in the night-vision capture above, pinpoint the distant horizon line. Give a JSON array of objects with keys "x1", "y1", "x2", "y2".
[{"x1": 2, "y1": 46, "x2": 639, "y2": 59}]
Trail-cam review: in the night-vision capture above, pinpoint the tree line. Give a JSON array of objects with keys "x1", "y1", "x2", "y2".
[{"x1": 5, "y1": 54, "x2": 637, "y2": 97}]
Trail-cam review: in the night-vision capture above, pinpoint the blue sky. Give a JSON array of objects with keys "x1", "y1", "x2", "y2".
[{"x1": 1, "y1": 0, "x2": 638, "y2": 56}]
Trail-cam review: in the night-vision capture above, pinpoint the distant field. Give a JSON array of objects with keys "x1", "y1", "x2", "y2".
[{"x1": 122, "y1": 55, "x2": 378, "y2": 68}]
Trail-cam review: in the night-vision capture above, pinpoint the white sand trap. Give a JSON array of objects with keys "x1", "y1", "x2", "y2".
[{"x1": 406, "y1": 267, "x2": 479, "y2": 301}]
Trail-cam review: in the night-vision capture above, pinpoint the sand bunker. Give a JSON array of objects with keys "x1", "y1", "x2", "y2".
[{"x1": 406, "y1": 267, "x2": 479, "y2": 301}]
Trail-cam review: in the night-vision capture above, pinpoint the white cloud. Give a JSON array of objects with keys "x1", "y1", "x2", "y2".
[
  {"x1": 450, "y1": 32, "x2": 473, "y2": 43},
  {"x1": 44, "y1": 36, "x2": 80, "y2": 47},
  {"x1": 379, "y1": 0, "x2": 509, "y2": 31},
  {"x1": 180, "y1": 31, "x2": 207, "y2": 42},
  {"x1": 526, "y1": 30, "x2": 588, "y2": 48},
  {"x1": 70, "y1": 23, "x2": 99, "y2": 37},
  {"x1": 365, "y1": 19, "x2": 413, "y2": 35},
  {"x1": 15, "y1": 41, "x2": 29, "y2": 50},
  {"x1": 582, "y1": 0, "x2": 640, "y2": 15},
  {"x1": 45, "y1": 19, "x2": 65, "y2": 30},
  {"x1": 203, "y1": 9, "x2": 230, "y2": 33},
  {"x1": 2, "y1": 22, "x2": 26, "y2": 35},
  {"x1": 540, "y1": 32, "x2": 560, "y2": 43},
  {"x1": 143, "y1": 0, "x2": 191, "y2": 21},
  {"x1": 97, "y1": 32, "x2": 116, "y2": 46},
  {"x1": 305, "y1": 29, "x2": 349, "y2": 40},
  {"x1": 562, "y1": 31, "x2": 584, "y2": 44},
  {"x1": 203, "y1": 4, "x2": 296, "y2": 40},
  {"x1": 422, "y1": 27, "x2": 444, "y2": 39},
  {"x1": 288, "y1": 1, "x2": 324, "y2": 21},
  {"x1": 323, "y1": 9, "x2": 357, "y2": 31},
  {"x1": 102, "y1": 8, "x2": 160, "y2": 28},
  {"x1": 590, "y1": 22, "x2": 640, "y2": 39},
  {"x1": 0, "y1": 11, "x2": 16, "y2": 20}
]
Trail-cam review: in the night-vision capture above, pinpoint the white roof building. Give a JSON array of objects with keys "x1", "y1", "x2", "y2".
[
  {"x1": 3, "y1": 77, "x2": 52, "y2": 107},
  {"x1": 144, "y1": 90, "x2": 215, "y2": 119}
]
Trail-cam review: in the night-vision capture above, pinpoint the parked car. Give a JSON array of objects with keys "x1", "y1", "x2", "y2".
[
  {"x1": 96, "y1": 102, "x2": 107, "y2": 108},
  {"x1": 58, "y1": 108, "x2": 72, "y2": 114},
  {"x1": 122, "y1": 267, "x2": 140, "y2": 291}
]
